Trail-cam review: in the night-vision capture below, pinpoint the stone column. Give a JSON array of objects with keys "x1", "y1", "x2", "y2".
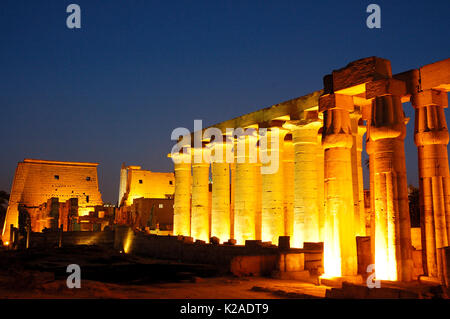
[
  {"x1": 367, "y1": 84, "x2": 413, "y2": 281},
  {"x1": 172, "y1": 152, "x2": 191, "y2": 237},
  {"x1": 210, "y1": 140, "x2": 231, "y2": 243},
  {"x1": 261, "y1": 128, "x2": 287, "y2": 244},
  {"x1": 319, "y1": 93, "x2": 357, "y2": 277},
  {"x1": 350, "y1": 111, "x2": 367, "y2": 236},
  {"x1": 316, "y1": 130, "x2": 325, "y2": 242},
  {"x1": 230, "y1": 162, "x2": 235, "y2": 240},
  {"x1": 285, "y1": 118, "x2": 322, "y2": 248},
  {"x1": 283, "y1": 137, "x2": 294, "y2": 239},
  {"x1": 191, "y1": 147, "x2": 211, "y2": 242},
  {"x1": 255, "y1": 157, "x2": 262, "y2": 241},
  {"x1": 412, "y1": 88, "x2": 450, "y2": 282},
  {"x1": 234, "y1": 131, "x2": 258, "y2": 244}
]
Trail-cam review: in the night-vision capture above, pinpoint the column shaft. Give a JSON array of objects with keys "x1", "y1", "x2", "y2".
[
  {"x1": 261, "y1": 129, "x2": 285, "y2": 244},
  {"x1": 234, "y1": 135, "x2": 258, "y2": 244},
  {"x1": 191, "y1": 148, "x2": 210, "y2": 242},
  {"x1": 351, "y1": 114, "x2": 366, "y2": 236},
  {"x1": 316, "y1": 132, "x2": 325, "y2": 242},
  {"x1": 320, "y1": 99, "x2": 357, "y2": 277},
  {"x1": 211, "y1": 143, "x2": 230, "y2": 242},
  {"x1": 172, "y1": 154, "x2": 191, "y2": 236},
  {"x1": 291, "y1": 121, "x2": 322, "y2": 247},
  {"x1": 369, "y1": 95, "x2": 413, "y2": 281},
  {"x1": 413, "y1": 89, "x2": 450, "y2": 282},
  {"x1": 283, "y1": 139, "x2": 294, "y2": 239}
]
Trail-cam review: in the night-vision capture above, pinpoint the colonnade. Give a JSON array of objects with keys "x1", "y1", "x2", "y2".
[{"x1": 171, "y1": 57, "x2": 450, "y2": 282}]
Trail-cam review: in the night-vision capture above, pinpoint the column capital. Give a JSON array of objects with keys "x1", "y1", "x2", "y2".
[
  {"x1": 319, "y1": 93, "x2": 354, "y2": 113},
  {"x1": 411, "y1": 89, "x2": 448, "y2": 109},
  {"x1": 191, "y1": 146, "x2": 211, "y2": 166},
  {"x1": 283, "y1": 119, "x2": 322, "y2": 132}
]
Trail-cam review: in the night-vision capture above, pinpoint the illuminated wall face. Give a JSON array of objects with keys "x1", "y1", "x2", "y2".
[
  {"x1": 122, "y1": 169, "x2": 175, "y2": 206},
  {"x1": 2, "y1": 159, "x2": 103, "y2": 241}
]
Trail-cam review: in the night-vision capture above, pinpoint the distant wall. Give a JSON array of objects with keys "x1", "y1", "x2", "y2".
[
  {"x1": 114, "y1": 226, "x2": 323, "y2": 276},
  {"x1": 29, "y1": 231, "x2": 114, "y2": 248},
  {"x1": 118, "y1": 165, "x2": 175, "y2": 207}
]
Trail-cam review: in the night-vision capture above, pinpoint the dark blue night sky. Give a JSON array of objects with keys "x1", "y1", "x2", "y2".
[{"x1": 1, "y1": 0, "x2": 449, "y2": 203}]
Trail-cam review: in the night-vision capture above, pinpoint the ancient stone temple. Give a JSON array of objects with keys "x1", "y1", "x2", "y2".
[
  {"x1": 2, "y1": 159, "x2": 103, "y2": 241},
  {"x1": 170, "y1": 57, "x2": 450, "y2": 283}
]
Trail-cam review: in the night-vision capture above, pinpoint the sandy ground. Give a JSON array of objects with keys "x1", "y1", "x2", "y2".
[
  {"x1": 0, "y1": 276, "x2": 328, "y2": 299},
  {"x1": 0, "y1": 245, "x2": 327, "y2": 299}
]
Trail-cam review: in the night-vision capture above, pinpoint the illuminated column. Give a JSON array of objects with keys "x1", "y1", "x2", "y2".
[
  {"x1": 316, "y1": 130, "x2": 325, "y2": 242},
  {"x1": 234, "y1": 131, "x2": 258, "y2": 244},
  {"x1": 283, "y1": 137, "x2": 294, "y2": 239},
  {"x1": 172, "y1": 152, "x2": 191, "y2": 236},
  {"x1": 255, "y1": 157, "x2": 262, "y2": 240},
  {"x1": 191, "y1": 147, "x2": 211, "y2": 242},
  {"x1": 230, "y1": 162, "x2": 235, "y2": 240},
  {"x1": 2, "y1": 206, "x2": 18, "y2": 244},
  {"x1": 319, "y1": 93, "x2": 357, "y2": 277},
  {"x1": 350, "y1": 111, "x2": 367, "y2": 236},
  {"x1": 210, "y1": 139, "x2": 231, "y2": 243},
  {"x1": 412, "y1": 89, "x2": 450, "y2": 282},
  {"x1": 285, "y1": 118, "x2": 322, "y2": 248},
  {"x1": 261, "y1": 128, "x2": 287, "y2": 244},
  {"x1": 368, "y1": 87, "x2": 413, "y2": 281}
]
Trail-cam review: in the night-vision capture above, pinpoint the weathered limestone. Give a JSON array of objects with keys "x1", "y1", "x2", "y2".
[
  {"x1": 234, "y1": 132, "x2": 259, "y2": 244},
  {"x1": 319, "y1": 93, "x2": 357, "y2": 277},
  {"x1": 412, "y1": 88, "x2": 450, "y2": 283},
  {"x1": 261, "y1": 128, "x2": 287, "y2": 244},
  {"x1": 350, "y1": 111, "x2": 367, "y2": 236},
  {"x1": 172, "y1": 152, "x2": 192, "y2": 236},
  {"x1": 210, "y1": 140, "x2": 231, "y2": 243},
  {"x1": 284, "y1": 115, "x2": 322, "y2": 248},
  {"x1": 191, "y1": 147, "x2": 211, "y2": 242}
]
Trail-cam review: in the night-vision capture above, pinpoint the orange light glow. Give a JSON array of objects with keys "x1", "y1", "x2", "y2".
[{"x1": 123, "y1": 228, "x2": 134, "y2": 253}]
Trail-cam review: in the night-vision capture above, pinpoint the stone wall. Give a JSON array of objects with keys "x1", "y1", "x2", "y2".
[
  {"x1": 119, "y1": 165, "x2": 174, "y2": 206},
  {"x1": 114, "y1": 226, "x2": 323, "y2": 276}
]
